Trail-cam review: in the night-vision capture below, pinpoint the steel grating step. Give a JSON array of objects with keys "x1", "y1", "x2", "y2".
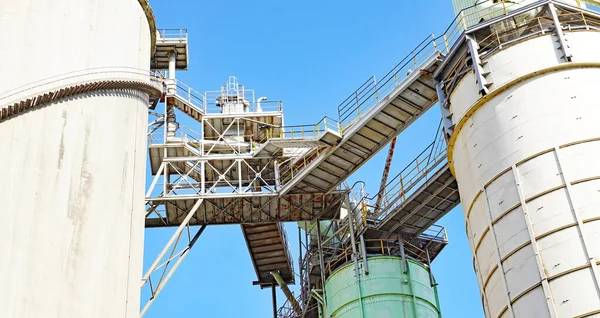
[{"x1": 242, "y1": 223, "x2": 295, "y2": 288}]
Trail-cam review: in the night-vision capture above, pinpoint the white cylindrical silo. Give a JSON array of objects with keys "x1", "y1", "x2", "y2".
[
  {"x1": 0, "y1": 1, "x2": 157, "y2": 317},
  {"x1": 440, "y1": 3, "x2": 600, "y2": 318}
]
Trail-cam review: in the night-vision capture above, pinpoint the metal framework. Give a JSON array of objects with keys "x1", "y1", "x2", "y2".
[
  {"x1": 283, "y1": 123, "x2": 459, "y2": 317},
  {"x1": 141, "y1": 0, "x2": 597, "y2": 313},
  {"x1": 142, "y1": 34, "x2": 348, "y2": 313},
  {"x1": 140, "y1": 9, "x2": 462, "y2": 314}
]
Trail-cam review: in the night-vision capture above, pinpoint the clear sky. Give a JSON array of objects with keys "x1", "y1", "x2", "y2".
[{"x1": 143, "y1": 1, "x2": 484, "y2": 317}]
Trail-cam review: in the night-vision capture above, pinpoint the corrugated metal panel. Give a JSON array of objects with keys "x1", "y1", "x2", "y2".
[
  {"x1": 451, "y1": 0, "x2": 477, "y2": 16},
  {"x1": 325, "y1": 257, "x2": 441, "y2": 318}
]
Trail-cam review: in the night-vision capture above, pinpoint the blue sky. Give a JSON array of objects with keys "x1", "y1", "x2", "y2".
[{"x1": 143, "y1": 1, "x2": 483, "y2": 317}]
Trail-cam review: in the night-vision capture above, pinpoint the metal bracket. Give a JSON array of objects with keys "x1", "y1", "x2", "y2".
[
  {"x1": 466, "y1": 34, "x2": 491, "y2": 95},
  {"x1": 549, "y1": 3, "x2": 573, "y2": 62},
  {"x1": 140, "y1": 199, "x2": 205, "y2": 317}
]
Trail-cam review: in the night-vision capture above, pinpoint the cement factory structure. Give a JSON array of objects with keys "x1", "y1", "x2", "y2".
[{"x1": 1, "y1": 0, "x2": 600, "y2": 317}]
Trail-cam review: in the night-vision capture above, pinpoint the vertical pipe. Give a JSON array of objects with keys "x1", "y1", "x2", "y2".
[
  {"x1": 271, "y1": 271, "x2": 301, "y2": 314},
  {"x1": 274, "y1": 160, "x2": 280, "y2": 191},
  {"x1": 347, "y1": 209, "x2": 360, "y2": 279},
  {"x1": 359, "y1": 235, "x2": 369, "y2": 275},
  {"x1": 315, "y1": 221, "x2": 327, "y2": 289},
  {"x1": 398, "y1": 234, "x2": 406, "y2": 273},
  {"x1": 304, "y1": 222, "x2": 310, "y2": 301},
  {"x1": 316, "y1": 299, "x2": 323, "y2": 318},
  {"x1": 163, "y1": 87, "x2": 170, "y2": 194},
  {"x1": 272, "y1": 284, "x2": 277, "y2": 318},
  {"x1": 200, "y1": 161, "x2": 206, "y2": 195},
  {"x1": 168, "y1": 51, "x2": 176, "y2": 80},
  {"x1": 433, "y1": 283, "x2": 442, "y2": 318},
  {"x1": 512, "y1": 166, "x2": 559, "y2": 317},
  {"x1": 347, "y1": 208, "x2": 365, "y2": 318},
  {"x1": 298, "y1": 225, "x2": 304, "y2": 303},
  {"x1": 425, "y1": 248, "x2": 434, "y2": 287},
  {"x1": 237, "y1": 159, "x2": 243, "y2": 192}
]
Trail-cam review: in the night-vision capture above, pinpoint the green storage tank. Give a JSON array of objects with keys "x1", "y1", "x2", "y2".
[{"x1": 325, "y1": 256, "x2": 441, "y2": 318}]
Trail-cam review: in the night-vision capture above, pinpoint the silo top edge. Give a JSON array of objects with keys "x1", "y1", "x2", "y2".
[{"x1": 137, "y1": 0, "x2": 157, "y2": 56}]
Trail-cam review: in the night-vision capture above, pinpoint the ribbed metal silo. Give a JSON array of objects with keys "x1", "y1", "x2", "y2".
[
  {"x1": 325, "y1": 257, "x2": 441, "y2": 318},
  {"x1": 436, "y1": 1, "x2": 600, "y2": 317},
  {"x1": 0, "y1": 1, "x2": 159, "y2": 317}
]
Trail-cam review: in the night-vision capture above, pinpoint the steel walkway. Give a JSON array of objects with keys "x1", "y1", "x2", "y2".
[
  {"x1": 145, "y1": 81, "x2": 343, "y2": 289},
  {"x1": 163, "y1": 79, "x2": 204, "y2": 118},
  {"x1": 374, "y1": 165, "x2": 458, "y2": 236},
  {"x1": 247, "y1": 41, "x2": 450, "y2": 290},
  {"x1": 350, "y1": 125, "x2": 460, "y2": 239},
  {"x1": 272, "y1": 36, "x2": 463, "y2": 242},
  {"x1": 279, "y1": 51, "x2": 443, "y2": 195},
  {"x1": 146, "y1": 34, "x2": 464, "y2": 304}
]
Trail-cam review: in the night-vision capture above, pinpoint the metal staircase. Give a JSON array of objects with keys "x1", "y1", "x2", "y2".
[
  {"x1": 360, "y1": 127, "x2": 460, "y2": 239},
  {"x1": 163, "y1": 79, "x2": 204, "y2": 118},
  {"x1": 278, "y1": 36, "x2": 444, "y2": 195},
  {"x1": 242, "y1": 223, "x2": 295, "y2": 287},
  {"x1": 143, "y1": 29, "x2": 466, "y2": 317}
]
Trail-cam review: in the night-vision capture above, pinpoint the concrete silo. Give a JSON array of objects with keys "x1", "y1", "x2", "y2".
[
  {"x1": 436, "y1": 1, "x2": 600, "y2": 317},
  {"x1": 0, "y1": 1, "x2": 160, "y2": 317}
]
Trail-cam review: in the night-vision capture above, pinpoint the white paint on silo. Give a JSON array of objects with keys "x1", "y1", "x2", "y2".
[
  {"x1": 0, "y1": 1, "x2": 157, "y2": 317},
  {"x1": 442, "y1": 4, "x2": 600, "y2": 318}
]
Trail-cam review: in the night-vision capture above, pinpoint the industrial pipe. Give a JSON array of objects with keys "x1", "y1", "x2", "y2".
[
  {"x1": 270, "y1": 271, "x2": 302, "y2": 315},
  {"x1": 257, "y1": 96, "x2": 267, "y2": 112},
  {"x1": 168, "y1": 51, "x2": 176, "y2": 79},
  {"x1": 359, "y1": 234, "x2": 369, "y2": 275}
]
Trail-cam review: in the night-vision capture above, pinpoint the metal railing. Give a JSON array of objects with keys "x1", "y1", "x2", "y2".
[
  {"x1": 261, "y1": 117, "x2": 339, "y2": 188},
  {"x1": 321, "y1": 224, "x2": 448, "y2": 277},
  {"x1": 277, "y1": 298, "x2": 297, "y2": 318},
  {"x1": 441, "y1": 2, "x2": 600, "y2": 98},
  {"x1": 367, "y1": 125, "x2": 447, "y2": 224},
  {"x1": 0, "y1": 67, "x2": 163, "y2": 107},
  {"x1": 243, "y1": 2, "x2": 525, "y2": 187},
  {"x1": 277, "y1": 146, "x2": 327, "y2": 188},
  {"x1": 336, "y1": 34, "x2": 441, "y2": 131},
  {"x1": 420, "y1": 224, "x2": 449, "y2": 244},
  {"x1": 157, "y1": 28, "x2": 188, "y2": 40},
  {"x1": 333, "y1": 0, "x2": 573, "y2": 132},
  {"x1": 479, "y1": 9, "x2": 600, "y2": 56},
  {"x1": 166, "y1": 79, "x2": 205, "y2": 110},
  {"x1": 259, "y1": 116, "x2": 340, "y2": 141},
  {"x1": 325, "y1": 122, "x2": 447, "y2": 236},
  {"x1": 279, "y1": 223, "x2": 295, "y2": 281},
  {"x1": 204, "y1": 89, "x2": 256, "y2": 113},
  {"x1": 147, "y1": 125, "x2": 202, "y2": 146}
]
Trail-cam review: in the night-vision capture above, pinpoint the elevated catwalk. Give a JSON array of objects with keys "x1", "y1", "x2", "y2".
[{"x1": 142, "y1": 24, "x2": 463, "y2": 316}]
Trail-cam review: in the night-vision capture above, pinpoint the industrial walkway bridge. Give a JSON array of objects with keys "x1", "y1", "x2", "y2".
[{"x1": 140, "y1": 27, "x2": 462, "y2": 317}]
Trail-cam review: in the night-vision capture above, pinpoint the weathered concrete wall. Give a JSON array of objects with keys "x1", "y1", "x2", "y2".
[
  {"x1": 0, "y1": 1, "x2": 152, "y2": 317},
  {"x1": 0, "y1": 0, "x2": 152, "y2": 92}
]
